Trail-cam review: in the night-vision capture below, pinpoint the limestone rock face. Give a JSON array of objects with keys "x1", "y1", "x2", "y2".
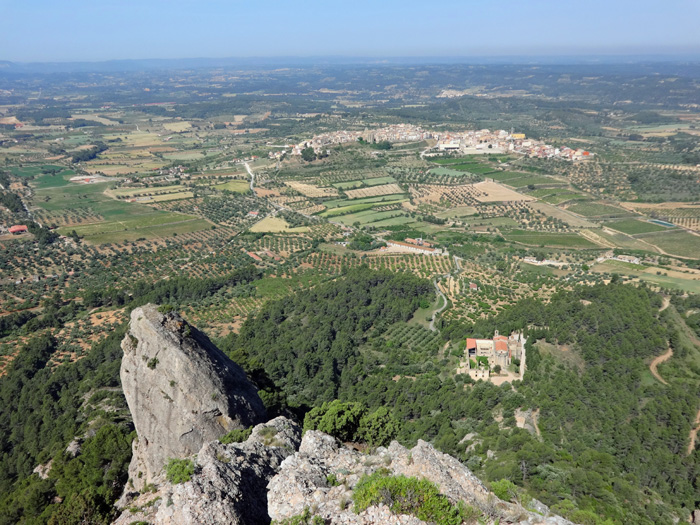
[
  {"x1": 267, "y1": 431, "x2": 574, "y2": 525},
  {"x1": 115, "y1": 304, "x2": 573, "y2": 525},
  {"x1": 120, "y1": 304, "x2": 266, "y2": 489},
  {"x1": 113, "y1": 417, "x2": 301, "y2": 525}
]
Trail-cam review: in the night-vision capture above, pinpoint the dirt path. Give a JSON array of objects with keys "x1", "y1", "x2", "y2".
[
  {"x1": 429, "y1": 280, "x2": 448, "y2": 332},
  {"x1": 688, "y1": 408, "x2": 700, "y2": 455},
  {"x1": 649, "y1": 348, "x2": 673, "y2": 385},
  {"x1": 579, "y1": 229, "x2": 616, "y2": 249},
  {"x1": 660, "y1": 296, "x2": 670, "y2": 313},
  {"x1": 532, "y1": 408, "x2": 542, "y2": 437}
]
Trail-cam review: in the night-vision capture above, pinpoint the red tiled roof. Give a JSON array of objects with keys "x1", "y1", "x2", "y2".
[
  {"x1": 495, "y1": 340, "x2": 508, "y2": 352},
  {"x1": 466, "y1": 338, "x2": 477, "y2": 350},
  {"x1": 9, "y1": 225, "x2": 28, "y2": 233}
]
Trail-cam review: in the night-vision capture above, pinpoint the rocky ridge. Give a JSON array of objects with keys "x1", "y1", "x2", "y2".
[
  {"x1": 120, "y1": 304, "x2": 266, "y2": 490},
  {"x1": 115, "y1": 305, "x2": 573, "y2": 524}
]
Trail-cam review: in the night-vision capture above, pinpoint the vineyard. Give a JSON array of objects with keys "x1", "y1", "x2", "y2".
[
  {"x1": 380, "y1": 323, "x2": 443, "y2": 360},
  {"x1": 298, "y1": 251, "x2": 454, "y2": 278}
]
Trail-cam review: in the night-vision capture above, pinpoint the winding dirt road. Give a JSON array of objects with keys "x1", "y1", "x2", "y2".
[
  {"x1": 429, "y1": 280, "x2": 448, "y2": 332},
  {"x1": 688, "y1": 409, "x2": 700, "y2": 455},
  {"x1": 649, "y1": 296, "x2": 673, "y2": 385},
  {"x1": 649, "y1": 348, "x2": 673, "y2": 385}
]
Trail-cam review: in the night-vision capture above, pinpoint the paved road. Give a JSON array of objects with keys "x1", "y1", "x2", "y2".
[{"x1": 244, "y1": 161, "x2": 257, "y2": 194}]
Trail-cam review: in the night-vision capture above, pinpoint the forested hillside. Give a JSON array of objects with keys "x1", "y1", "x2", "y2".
[
  {"x1": 226, "y1": 277, "x2": 700, "y2": 525},
  {"x1": 2, "y1": 267, "x2": 700, "y2": 524}
]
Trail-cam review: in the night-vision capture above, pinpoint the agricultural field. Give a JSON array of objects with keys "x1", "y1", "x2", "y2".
[
  {"x1": 622, "y1": 203, "x2": 700, "y2": 232},
  {"x1": 471, "y1": 181, "x2": 535, "y2": 203},
  {"x1": 162, "y1": 121, "x2": 193, "y2": 132},
  {"x1": 504, "y1": 230, "x2": 600, "y2": 249},
  {"x1": 636, "y1": 230, "x2": 700, "y2": 259},
  {"x1": 604, "y1": 218, "x2": 673, "y2": 235},
  {"x1": 57, "y1": 213, "x2": 210, "y2": 243},
  {"x1": 215, "y1": 180, "x2": 251, "y2": 192},
  {"x1": 284, "y1": 181, "x2": 338, "y2": 198},
  {"x1": 107, "y1": 184, "x2": 188, "y2": 199},
  {"x1": 344, "y1": 183, "x2": 404, "y2": 199},
  {"x1": 567, "y1": 201, "x2": 635, "y2": 218},
  {"x1": 249, "y1": 216, "x2": 310, "y2": 233}
]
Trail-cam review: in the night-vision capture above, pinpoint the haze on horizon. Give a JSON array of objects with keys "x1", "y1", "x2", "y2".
[{"x1": 2, "y1": 0, "x2": 700, "y2": 63}]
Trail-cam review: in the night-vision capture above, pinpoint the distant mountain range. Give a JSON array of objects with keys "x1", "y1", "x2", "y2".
[{"x1": 1, "y1": 54, "x2": 700, "y2": 74}]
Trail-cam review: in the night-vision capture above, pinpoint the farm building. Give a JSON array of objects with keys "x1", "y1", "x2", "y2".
[
  {"x1": 385, "y1": 240, "x2": 444, "y2": 256},
  {"x1": 9, "y1": 225, "x2": 28, "y2": 235},
  {"x1": 465, "y1": 330, "x2": 525, "y2": 371}
]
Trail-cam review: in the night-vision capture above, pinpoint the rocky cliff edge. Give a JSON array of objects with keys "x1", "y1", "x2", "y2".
[
  {"x1": 120, "y1": 304, "x2": 266, "y2": 490},
  {"x1": 116, "y1": 304, "x2": 572, "y2": 524}
]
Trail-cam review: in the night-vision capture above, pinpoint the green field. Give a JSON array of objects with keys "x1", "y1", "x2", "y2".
[
  {"x1": 636, "y1": 230, "x2": 700, "y2": 259},
  {"x1": 321, "y1": 203, "x2": 377, "y2": 218},
  {"x1": 334, "y1": 210, "x2": 407, "y2": 226},
  {"x1": 605, "y1": 219, "x2": 672, "y2": 235},
  {"x1": 323, "y1": 195, "x2": 407, "y2": 209},
  {"x1": 31, "y1": 171, "x2": 77, "y2": 189},
  {"x1": 10, "y1": 165, "x2": 68, "y2": 178},
  {"x1": 332, "y1": 176, "x2": 396, "y2": 189},
  {"x1": 488, "y1": 171, "x2": 530, "y2": 181},
  {"x1": 33, "y1": 179, "x2": 210, "y2": 243},
  {"x1": 111, "y1": 184, "x2": 187, "y2": 198},
  {"x1": 58, "y1": 214, "x2": 209, "y2": 243},
  {"x1": 463, "y1": 216, "x2": 519, "y2": 228},
  {"x1": 529, "y1": 188, "x2": 588, "y2": 204},
  {"x1": 452, "y1": 164, "x2": 496, "y2": 174},
  {"x1": 505, "y1": 230, "x2": 599, "y2": 249},
  {"x1": 568, "y1": 202, "x2": 632, "y2": 218},
  {"x1": 363, "y1": 176, "x2": 396, "y2": 186},
  {"x1": 333, "y1": 181, "x2": 362, "y2": 189},
  {"x1": 430, "y1": 157, "x2": 479, "y2": 165},
  {"x1": 428, "y1": 167, "x2": 479, "y2": 177},
  {"x1": 542, "y1": 192, "x2": 589, "y2": 205},
  {"x1": 592, "y1": 261, "x2": 700, "y2": 294},
  {"x1": 369, "y1": 216, "x2": 416, "y2": 227},
  {"x1": 506, "y1": 175, "x2": 559, "y2": 188},
  {"x1": 595, "y1": 229, "x2": 657, "y2": 251},
  {"x1": 215, "y1": 180, "x2": 250, "y2": 192}
]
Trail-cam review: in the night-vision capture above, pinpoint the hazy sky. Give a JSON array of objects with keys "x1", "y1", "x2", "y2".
[{"x1": 2, "y1": 0, "x2": 700, "y2": 62}]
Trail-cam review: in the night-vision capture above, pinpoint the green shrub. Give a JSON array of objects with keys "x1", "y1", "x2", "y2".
[
  {"x1": 220, "y1": 427, "x2": 252, "y2": 444},
  {"x1": 490, "y1": 479, "x2": 517, "y2": 502},
  {"x1": 353, "y1": 472, "x2": 474, "y2": 525},
  {"x1": 304, "y1": 401, "x2": 400, "y2": 446},
  {"x1": 146, "y1": 357, "x2": 158, "y2": 370},
  {"x1": 303, "y1": 400, "x2": 365, "y2": 442},
  {"x1": 326, "y1": 473, "x2": 340, "y2": 486},
  {"x1": 165, "y1": 458, "x2": 195, "y2": 484}
]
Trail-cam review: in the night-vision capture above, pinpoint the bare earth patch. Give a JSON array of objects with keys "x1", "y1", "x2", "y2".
[{"x1": 471, "y1": 181, "x2": 534, "y2": 203}]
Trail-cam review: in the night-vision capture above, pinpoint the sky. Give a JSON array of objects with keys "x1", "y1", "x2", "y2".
[{"x1": 2, "y1": 0, "x2": 700, "y2": 62}]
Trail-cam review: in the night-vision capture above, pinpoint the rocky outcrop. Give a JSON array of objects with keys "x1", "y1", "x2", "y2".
[
  {"x1": 267, "y1": 431, "x2": 573, "y2": 525},
  {"x1": 114, "y1": 416, "x2": 301, "y2": 525},
  {"x1": 115, "y1": 304, "x2": 573, "y2": 525},
  {"x1": 120, "y1": 304, "x2": 266, "y2": 490},
  {"x1": 116, "y1": 425, "x2": 571, "y2": 525}
]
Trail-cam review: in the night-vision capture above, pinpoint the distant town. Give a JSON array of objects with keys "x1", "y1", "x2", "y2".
[{"x1": 273, "y1": 124, "x2": 593, "y2": 161}]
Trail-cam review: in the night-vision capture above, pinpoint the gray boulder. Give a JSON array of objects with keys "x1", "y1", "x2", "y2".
[
  {"x1": 120, "y1": 304, "x2": 266, "y2": 490},
  {"x1": 114, "y1": 417, "x2": 301, "y2": 525}
]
